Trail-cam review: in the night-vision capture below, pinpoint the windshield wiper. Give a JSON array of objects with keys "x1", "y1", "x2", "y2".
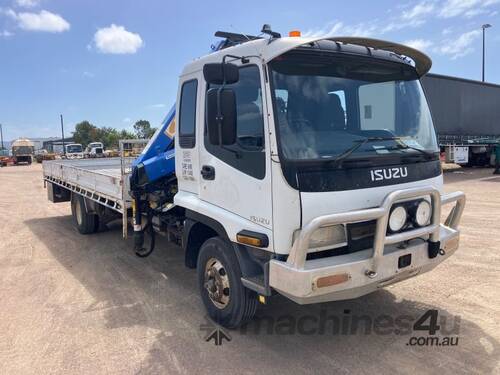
[
  {"x1": 390, "y1": 142, "x2": 436, "y2": 157},
  {"x1": 330, "y1": 136, "x2": 400, "y2": 168}
]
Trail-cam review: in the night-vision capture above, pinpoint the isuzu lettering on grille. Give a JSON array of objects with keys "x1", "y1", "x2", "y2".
[{"x1": 370, "y1": 167, "x2": 408, "y2": 182}]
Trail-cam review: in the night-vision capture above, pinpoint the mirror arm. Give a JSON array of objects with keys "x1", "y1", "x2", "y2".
[{"x1": 222, "y1": 54, "x2": 249, "y2": 64}]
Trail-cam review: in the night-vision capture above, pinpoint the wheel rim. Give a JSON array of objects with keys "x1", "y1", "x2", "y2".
[
  {"x1": 204, "y1": 257, "x2": 230, "y2": 309},
  {"x1": 75, "y1": 199, "x2": 83, "y2": 226}
]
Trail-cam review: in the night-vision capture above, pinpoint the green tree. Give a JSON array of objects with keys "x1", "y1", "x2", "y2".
[
  {"x1": 97, "y1": 127, "x2": 120, "y2": 149},
  {"x1": 73, "y1": 121, "x2": 98, "y2": 146},
  {"x1": 133, "y1": 120, "x2": 156, "y2": 139},
  {"x1": 72, "y1": 121, "x2": 140, "y2": 150},
  {"x1": 120, "y1": 129, "x2": 136, "y2": 139}
]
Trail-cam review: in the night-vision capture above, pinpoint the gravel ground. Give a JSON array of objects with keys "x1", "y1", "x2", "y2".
[{"x1": 0, "y1": 164, "x2": 498, "y2": 375}]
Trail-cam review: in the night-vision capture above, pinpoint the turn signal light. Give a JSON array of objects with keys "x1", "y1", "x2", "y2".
[
  {"x1": 289, "y1": 30, "x2": 301, "y2": 37},
  {"x1": 236, "y1": 230, "x2": 269, "y2": 248},
  {"x1": 237, "y1": 234, "x2": 262, "y2": 247}
]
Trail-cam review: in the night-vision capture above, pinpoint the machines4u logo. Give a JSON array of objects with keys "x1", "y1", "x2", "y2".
[
  {"x1": 407, "y1": 309, "x2": 460, "y2": 347},
  {"x1": 199, "y1": 309, "x2": 459, "y2": 346},
  {"x1": 200, "y1": 316, "x2": 232, "y2": 346}
]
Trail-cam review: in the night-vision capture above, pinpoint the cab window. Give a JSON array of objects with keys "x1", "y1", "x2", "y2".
[{"x1": 205, "y1": 65, "x2": 265, "y2": 179}]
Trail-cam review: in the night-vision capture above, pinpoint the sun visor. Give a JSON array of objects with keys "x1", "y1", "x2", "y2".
[{"x1": 262, "y1": 36, "x2": 432, "y2": 77}]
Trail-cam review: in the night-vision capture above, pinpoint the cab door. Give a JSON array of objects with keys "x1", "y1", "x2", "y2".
[
  {"x1": 176, "y1": 75, "x2": 201, "y2": 195},
  {"x1": 198, "y1": 62, "x2": 273, "y2": 232}
]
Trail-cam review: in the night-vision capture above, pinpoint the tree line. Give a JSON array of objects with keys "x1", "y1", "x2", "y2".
[{"x1": 72, "y1": 120, "x2": 157, "y2": 149}]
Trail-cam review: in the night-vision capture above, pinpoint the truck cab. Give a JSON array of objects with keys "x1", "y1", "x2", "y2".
[
  {"x1": 85, "y1": 142, "x2": 104, "y2": 158},
  {"x1": 168, "y1": 32, "x2": 465, "y2": 324},
  {"x1": 65, "y1": 144, "x2": 84, "y2": 159},
  {"x1": 11, "y1": 138, "x2": 35, "y2": 165}
]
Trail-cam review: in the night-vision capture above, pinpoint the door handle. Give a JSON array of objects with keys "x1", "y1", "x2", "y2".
[{"x1": 201, "y1": 165, "x2": 215, "y2": 180}]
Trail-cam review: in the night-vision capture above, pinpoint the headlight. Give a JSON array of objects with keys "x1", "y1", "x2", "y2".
[
  {"x1": 388, "y1": 205, "x2": 407, "y2": 232},
  {"x1": 295, "y1": 225, "x2": 347, "y2": 252},
  {"x1": 309, "y1": 225, "x2": 347, "y2": 250},
  {"x1": 414, "y1": 200, "x2": 431, "y2": 227}
]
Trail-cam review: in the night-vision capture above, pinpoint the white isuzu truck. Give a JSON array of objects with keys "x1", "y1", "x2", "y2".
[{"x1": 43, "y1": 27, "x2": 465, "y2": 328}]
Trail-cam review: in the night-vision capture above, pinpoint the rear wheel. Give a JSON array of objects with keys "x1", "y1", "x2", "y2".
[
  {"x1": 197, "y1": 237, "x2": 257, "y2": 328},
  {"x1": 71, "y1": 194, "x2": 98, "y2": 234}
]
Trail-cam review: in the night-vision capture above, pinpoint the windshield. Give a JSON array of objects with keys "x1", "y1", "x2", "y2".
[
  {"x1": 13, "y1": 146, "x2": 33, "y2": 154},
  {"x1": 66, "y1": 145, "x2": 82, "y2": 153},
  {"x1": 269, "y1": 52, "x2": 438, "y2": 162}
]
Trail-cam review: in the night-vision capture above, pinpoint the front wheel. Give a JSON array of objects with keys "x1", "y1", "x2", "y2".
[{"x1": 197, "y1": 237, "x2": 257, "y2": 328}]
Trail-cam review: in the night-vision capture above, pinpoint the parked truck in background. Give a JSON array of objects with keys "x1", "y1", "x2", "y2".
[
  {"x1": 64, "y1": 143, "x2": 84, "y2": 159},
  {"x1": 85, "y1": 142, "x2": 104, "y2": 158},
  {"x1": 12, "y1": 138, "x2": 34, "y2": 165},
  {"x1": 43, "y1": 27, "x2": 466, "y2": 328},
  {"x1": 421, "y1": 73, "x2": 500, "y2": 166}
]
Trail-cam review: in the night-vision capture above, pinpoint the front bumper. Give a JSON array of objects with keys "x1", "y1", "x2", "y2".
[{"x1": 269, "y1": 186, "x2": 465, "y2": 304}]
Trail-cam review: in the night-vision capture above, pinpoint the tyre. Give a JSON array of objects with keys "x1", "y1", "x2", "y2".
[
  {"x1": 71, "y1": 194, "x2": 98, "y2": 234},
  {"x1": 197, "y1": 237, "x2": 257, "y2": 328}
]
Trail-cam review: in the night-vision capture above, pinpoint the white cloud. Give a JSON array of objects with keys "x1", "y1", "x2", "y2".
[
  {"x1": 93, "y1": 24, "x2": 143, "y2": 54},
  {"x1": 304, "y1": 16, "x2": 430, "y2": 38},
  {"x1": 463, "y1": 8, "x2": 488, "y2": 17},
  {"x1": 434, "y1": 29, "x2": 481, "y2": 59},
  {"x1": 0, "y1": 30, "x2": 14, "y2": 37},
  {"x1": 381, "y1": 18, "x2": 427, "y2": 34},
  {"x1": 303, "y1": 2, "x2": 436, "y2": 39},
  {"x1": 403, "y1": 39, "x2": 433, "y2": 51},
  {"x1": 442, "y1": 27, "x2": 453, "y2": 35},
  {"x1": 1, "y1": 8, "x2": 18, "y2": 18},
  {"x1": 439, "y1": 0, "x2": 500, "y2": 18},
  {"x1": 7, "y1": 9, "x2": 70, "y2": 32},
  {"x1": 148, "y1": 103, "x2": 166, "y2": 109},
  {"x1": 303, "y1": 20, "x2": 382, "y2": 38},
  {"x1": 402, "y1": 1, "x2": 435, "y2": 21},
  {"x1": 304, "y1": 0, "x2": 499, "y2": 42},
  {"x1": 123, "y1": 117, "x2": 131, "y2": 123},
  {"x1": 16, "y1": 0, "x2": 40, "y2": 8},
  {"x1": 283, "y1": 1, "x2": 499, "y2": 64}
]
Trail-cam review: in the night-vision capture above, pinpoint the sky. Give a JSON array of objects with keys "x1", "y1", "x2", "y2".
[{"x1": 1, "y1": 0, "x2": 499, "y2": 141}]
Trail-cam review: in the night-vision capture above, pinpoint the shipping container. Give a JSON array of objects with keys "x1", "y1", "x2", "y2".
[{"x1": 421, "y1": 73, "x2": 500, "y2": 165}]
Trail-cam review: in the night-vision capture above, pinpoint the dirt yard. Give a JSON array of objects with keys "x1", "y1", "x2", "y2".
[{"x1": 0, "y1": 164, "x2": 498, "y2": 374}]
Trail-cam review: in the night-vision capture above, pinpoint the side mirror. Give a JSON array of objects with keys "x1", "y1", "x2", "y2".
[
  {"x1": 203, "y1": 63, "x2": 239, "y2": 85},
  {"x1": 206, "y1": 88, "x2": 237, "y2": 146}
]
